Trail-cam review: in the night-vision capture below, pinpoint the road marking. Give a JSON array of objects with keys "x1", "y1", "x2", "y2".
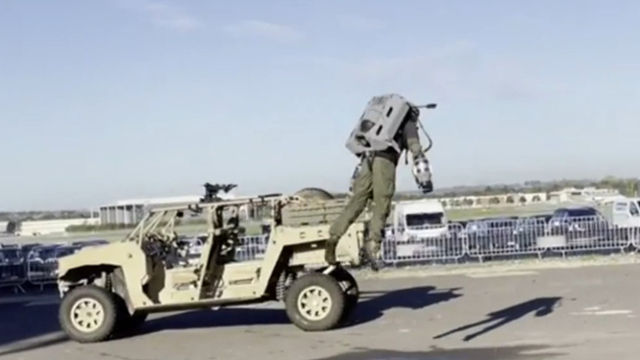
[
  {"x1": 571, "y1": 310, "x2": 632, "y2": 316},
  {"x1": 24, "y1": 297, "x2": 59, "y2": 307},
  {"x1": 0, "y1": 295, "x2": 54, "y2": 305},
  {"x1": 466, "y1": 270, "x2": 538, "y2": 278}
]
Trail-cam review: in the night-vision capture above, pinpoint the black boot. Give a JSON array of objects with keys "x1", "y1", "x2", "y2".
[
  {"x1": 325, "y1": 240, "x2": 338, "y2": 265},
  {"x1": 363, "y1": 241, "x2": 385, "y2": 272}
]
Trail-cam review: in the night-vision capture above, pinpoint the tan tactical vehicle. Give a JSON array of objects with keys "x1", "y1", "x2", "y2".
[{"x1": 56, "y1": 184, "x2": 366, "y2": 343}]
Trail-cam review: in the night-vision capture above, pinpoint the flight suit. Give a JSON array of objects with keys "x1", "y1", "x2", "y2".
[{"x1": 325, "y1": 108, "x2": 425, "y2": 268}]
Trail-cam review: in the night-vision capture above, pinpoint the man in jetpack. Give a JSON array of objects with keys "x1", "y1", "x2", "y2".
[{"x1": 324, "y1": 94, "x2": 436, "y2": 271}]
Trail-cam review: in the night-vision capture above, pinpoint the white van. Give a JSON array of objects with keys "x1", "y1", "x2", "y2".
[
  {"x1": 390, "y1": 199, "x2": 448, "y2": 242},
  {"x1": 601, "y1": 197, "x2": 640, "y2": 245},
  {"x1": 601, "y1": 197, "x2": 640, "y2": 227},
  {"x1": 384, "y1": 199, "x2": 450, "y2": 259}
]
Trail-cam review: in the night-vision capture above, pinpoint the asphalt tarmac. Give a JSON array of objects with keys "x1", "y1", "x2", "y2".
[{"x1": 1, "y1": 259, "x2": 640, "y2": 360}]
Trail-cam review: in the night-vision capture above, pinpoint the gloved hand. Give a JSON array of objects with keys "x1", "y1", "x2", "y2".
[{"x1": 411, "y1": 157, "x2": 433, "y2": 194}]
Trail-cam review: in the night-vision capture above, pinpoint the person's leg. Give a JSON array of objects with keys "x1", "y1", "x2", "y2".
[
  {"x1": 368, "y1": 156, "x2": 397, "y2": 267},
  {"x1": 325, "y1": 158, "x2": 373, "y2": 264}
]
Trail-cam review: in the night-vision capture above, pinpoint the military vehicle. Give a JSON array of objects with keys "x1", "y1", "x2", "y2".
[{"x1": 56, "y1": 183, "x2": 365, "y2": 343}]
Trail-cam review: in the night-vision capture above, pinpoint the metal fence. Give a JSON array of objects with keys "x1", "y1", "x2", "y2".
[
  {"x1": 2, "y1": 215, "x2": 640, "y2": 294},
  {"x1": 0, "y1": 242, "x2": 105, "y2": 292},
  {"x1": 381, "y1": 215, "x2": 638, "y2": 265},
  {"x1": 0, "y1": 246, "x2": 27, "y2": 293}
]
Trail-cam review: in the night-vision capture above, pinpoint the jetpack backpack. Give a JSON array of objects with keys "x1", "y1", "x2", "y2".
[{"x1": 345, "y1": 93, "x2": 413, "y2": 156}]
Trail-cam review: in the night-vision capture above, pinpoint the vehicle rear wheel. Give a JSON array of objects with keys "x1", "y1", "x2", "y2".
[
  {"x1": 59, "y1": 285, "x2": 119, "y2": 343},
  {"x1": 285, "y1": 273, "x2": 345, "y2": 331}
]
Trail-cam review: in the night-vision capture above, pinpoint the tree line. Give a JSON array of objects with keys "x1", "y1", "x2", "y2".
[{"x1": 396, "y1": 176, "x2": 639, "y2": 200}]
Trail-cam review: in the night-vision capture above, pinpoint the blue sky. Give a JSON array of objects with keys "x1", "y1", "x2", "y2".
[{"x1": 2, "y1": 0, "x2": 640, "y2": 211}]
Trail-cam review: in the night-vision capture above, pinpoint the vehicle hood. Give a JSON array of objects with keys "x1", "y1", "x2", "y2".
[{"x1": 57, "y1": 241, "x2": 141, "y2": 279}]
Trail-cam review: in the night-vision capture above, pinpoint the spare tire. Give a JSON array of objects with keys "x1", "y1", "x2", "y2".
[{"x1": 294, "y1": 188, "x2": 335, "y2": 201}]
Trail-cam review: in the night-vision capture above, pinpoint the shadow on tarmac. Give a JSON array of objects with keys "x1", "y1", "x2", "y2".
[
  {"x1": 0, "y1": 286, "x2": 563, "y2": 358},
  {"x1": 138, "y1": 285, "x2": 463, "y2": 335},
  {"x1": 0, "y1": 288, "x2": 66, "y2": 357},
  {"x1": 0, "y1": 285, "x2": 463, "y2": 356},
  {"x1": 433, "y1": 296, "x2": 563, "y2": 342}
]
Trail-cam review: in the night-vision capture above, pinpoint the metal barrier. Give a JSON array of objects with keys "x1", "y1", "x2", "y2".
[
  {"x1": 544, "y1": 216, "x2": 630, "y2": 256},
  {"x1": 628, "y1": 227, "x2": 640, "y2": 250},
  {"x1": 382, "y1": 223, "x2": 465, "y2": 264},
  {"x1": 464, "y1": 218, "x2": 549, "y2": 260},
  {"x1": 0, "y1": 248, "x2": 27, "y2": 293},
  {"x1": 176, "y1": 235, "x2": 269, "y2": 263},
  {"x1": 235, "y1": 235, "x2": 268, "y2": 262},
  {"x1": 381, "y1": 215, "x2": 639, "y2": 264},
  {"x1": 5, "y1": 214, "x2": 640, "y2": 296},
  {"x1": 26, "y1": 245, "x2": 80, "y2": 288}
]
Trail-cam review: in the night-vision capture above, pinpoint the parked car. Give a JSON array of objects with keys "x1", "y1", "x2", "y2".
[
  {"x1": 72, "y1": 239, "x2": 109, "y2": 248},
  {"x1": 512, "y1": 214, "x2": 552, "y2": 249},
  {"x1": 27, "y1": 245, "x2": 74, "y2": 281},
  {"x1": 176, "y1": 235, "x2": 207, "y2": 265},
  {"x1": 465, "y1": 217, "x2": 520, "y2": 253},
  {"x1": 383, "y1": 200, "x2": 462, "y2": 260},
  {"x1": 546, "y1": 206, "x2": 611, "y2": 248},
  {"x1": 19, "y1": 242, "x2": 44, "y2": 254}
]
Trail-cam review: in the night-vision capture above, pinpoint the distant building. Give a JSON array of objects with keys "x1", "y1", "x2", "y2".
[
  {"x1": 16, "y1": 218, "x2": 100, "y2": 236},
  {"x1": 434, "y1": 186, "x2": 623, "y2": 209},
  {"x1": 100, "y1": 195, "x2": 205, "y2": 225},
  {"x1": 437, "y1": 192, "x2": 548, "y2": 209},
  {"x1": 99, "y1": 193, "x2": 238, "y2": 225},
  {"x1": 548, "y1": 187, "x2": 621, "y2": 203}
]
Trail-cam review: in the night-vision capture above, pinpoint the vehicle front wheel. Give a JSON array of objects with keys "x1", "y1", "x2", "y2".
[
  {"x1": 331, "y1": 267, "x2": 359, "y2": 320},
  {"x1": 285, "y1": 273, "x2": 345, "y2": 331},
  {"x1": 58, "y1": 285, "x2": 119, "y2": 343}
]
